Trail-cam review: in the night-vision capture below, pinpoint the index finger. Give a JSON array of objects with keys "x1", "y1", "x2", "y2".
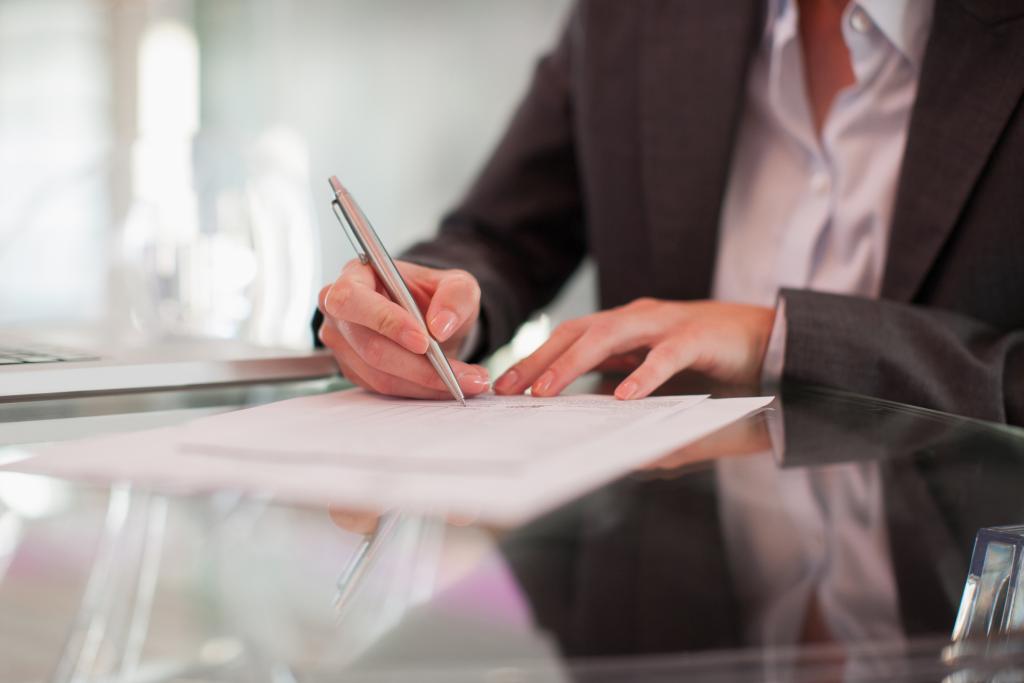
[
  {"x1": 324, "y1": 263, "x2": 430, "y2": 354},
  {"x1": 321, "y1": 260, "x2": 378, "y2": 315}
]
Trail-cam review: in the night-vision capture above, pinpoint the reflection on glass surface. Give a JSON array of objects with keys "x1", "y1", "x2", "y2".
[
  {"x1": 0, "y1": 509, "x2": 22, "y2": 585},
  {"x1": 0, "y1": 472, "x2": 71, "y2": 519},
  {"x1": 3, "y1": 381, "x2": 1024, "y2": 680},
  {"x1": 495, "y1": 384, "x2": 1024, "y2": 673}
]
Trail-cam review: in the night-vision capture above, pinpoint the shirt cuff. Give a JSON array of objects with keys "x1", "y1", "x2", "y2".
[{"x1": 760, "y1": 297, "x2": 788, "y2": 387}]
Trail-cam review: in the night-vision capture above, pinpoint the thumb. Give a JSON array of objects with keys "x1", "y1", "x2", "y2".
[{"x1": 425, "y1": 269, "x2": 481, "y2": 342}]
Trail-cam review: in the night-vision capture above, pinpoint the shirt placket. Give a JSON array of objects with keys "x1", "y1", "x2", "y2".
[
  {"x1": 769, "y1": 6, "x2": 834, "y2": 293},
  {"x1": 808, "y1": 3, "x2": 887, "y2": 291}
]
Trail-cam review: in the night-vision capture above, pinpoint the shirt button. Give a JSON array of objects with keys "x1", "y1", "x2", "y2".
[
  {"x1": 810, "y1": 172, "x2": 830, "y2": 194},
  {"x1": 849, "y1": 8, "x2": 870, "y2": 33}
]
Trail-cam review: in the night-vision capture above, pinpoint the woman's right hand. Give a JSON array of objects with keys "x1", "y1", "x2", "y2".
[{"x1": 317, "y1": 259, "x2": 490, "y2": 399}]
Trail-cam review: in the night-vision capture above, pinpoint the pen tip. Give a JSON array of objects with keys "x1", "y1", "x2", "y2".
[{"x1": 458, "y1": 397, "x2": 467, "y2": 407}]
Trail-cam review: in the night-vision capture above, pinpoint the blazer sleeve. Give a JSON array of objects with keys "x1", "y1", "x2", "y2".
[
  {"x1": 401, "y1": 8, "x2": 587, "y2": 357},
  {"x1": 781, "y1": 288, "x2": 1024, "y2": 425}
]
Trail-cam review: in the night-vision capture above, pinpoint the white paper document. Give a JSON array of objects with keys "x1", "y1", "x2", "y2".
[
  {"x1": 176, "y1": 392, "x2": 710, "y2": 474},
  {"x1": 6, "y1": 390, "x2": 773, "y2": 525}
]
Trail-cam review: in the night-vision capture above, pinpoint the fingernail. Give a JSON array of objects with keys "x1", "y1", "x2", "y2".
[
  {"x1": 324, "y1": 284, "x2": 336, "y2": 314},
  {"x1": 325, "y1": 297, "x2": 339, "y2": 319},
  {"x1": 532, "y1": 371, "x2": 554, "y2": 396},
  {"x1": 616, "y1": 380, "x2": 638, "y2": 400},
  {"x1": 495, "y1": 369, "x2": 519, "y2": 393},
  {"x1": 400, "y1": 329, "x2": 429, "y2": 353},
  {"x1": 459, "y1": 369, "x2": 490, "y2": 392},
  {"x1": 430, "y1": 310, "x2": 458, "y2": 341}
]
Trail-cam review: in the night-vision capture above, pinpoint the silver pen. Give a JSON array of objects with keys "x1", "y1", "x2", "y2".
[
  {"x1": 329, "y1": 176, "x2": 466, "y2": 405},
  {"x1": 332, "y1": 511, "x2": 401, "y2": 620}
]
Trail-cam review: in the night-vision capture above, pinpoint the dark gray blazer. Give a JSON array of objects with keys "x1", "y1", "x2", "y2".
[{"x1": 403, "y1": 0, "x2": 1024, "y2": 425}]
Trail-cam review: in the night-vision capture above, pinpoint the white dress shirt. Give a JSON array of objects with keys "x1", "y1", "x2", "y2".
[
  {"x1": 712, "y1": 0, "x2": 933, "y2": 381},
  {"x1": 712, "y1": 0, "x2": 934, "y2": 652}
]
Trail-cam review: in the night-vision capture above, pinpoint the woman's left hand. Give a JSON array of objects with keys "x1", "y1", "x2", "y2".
[{"x1": 493, "y1": 298, "x2": 776, "y2": 400}]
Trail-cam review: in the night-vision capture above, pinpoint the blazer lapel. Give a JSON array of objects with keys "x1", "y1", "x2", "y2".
[
  {"x1": 883, "y1": 0, "x2": 1024, "y2": 302},
  {"x1": 640, "y1": 0, "x2": 761, "y2": 300}
]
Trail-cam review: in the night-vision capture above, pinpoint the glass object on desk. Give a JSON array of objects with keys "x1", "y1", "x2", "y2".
[
  {"x1": 111, "y1": 15, "x2": 318, "y2": 348},
  {"x1": 953, "y1": 526, "x2": 1024, "y2": 641},
  {"x1": 115, "y1": 127, "x2": 320, "y2": 349}
]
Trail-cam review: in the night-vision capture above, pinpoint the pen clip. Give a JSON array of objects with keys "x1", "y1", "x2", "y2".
[{"x1": 332, "y1": 199, "x2": 370, "y2": 265}]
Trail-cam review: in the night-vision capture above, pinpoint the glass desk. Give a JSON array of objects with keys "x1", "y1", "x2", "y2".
[{"x1": 2, "y1": 378, "x2": 1024, "y2": 682}]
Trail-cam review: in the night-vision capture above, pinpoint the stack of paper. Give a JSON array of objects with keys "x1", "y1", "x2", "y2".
[{"x1": 5, "y1": 390, "x2": 772, "y2": 525}]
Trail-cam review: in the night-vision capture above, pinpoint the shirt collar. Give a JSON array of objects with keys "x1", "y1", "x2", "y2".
[
  {"x1": 764, "y1": 0, "x2": 934, "y2": 69},
  {"x1": 855, "y1": 0, "x2": 933, "y2": 68}
]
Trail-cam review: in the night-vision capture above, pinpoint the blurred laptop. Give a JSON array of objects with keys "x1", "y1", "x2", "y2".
[{"x1": 0, "y1": 323, "x2": 337, "y2": 401}]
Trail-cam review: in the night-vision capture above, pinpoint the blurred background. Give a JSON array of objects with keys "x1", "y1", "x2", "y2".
[{"x1": 0, "y1": 0, "x2": 590, "y2": 350}]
